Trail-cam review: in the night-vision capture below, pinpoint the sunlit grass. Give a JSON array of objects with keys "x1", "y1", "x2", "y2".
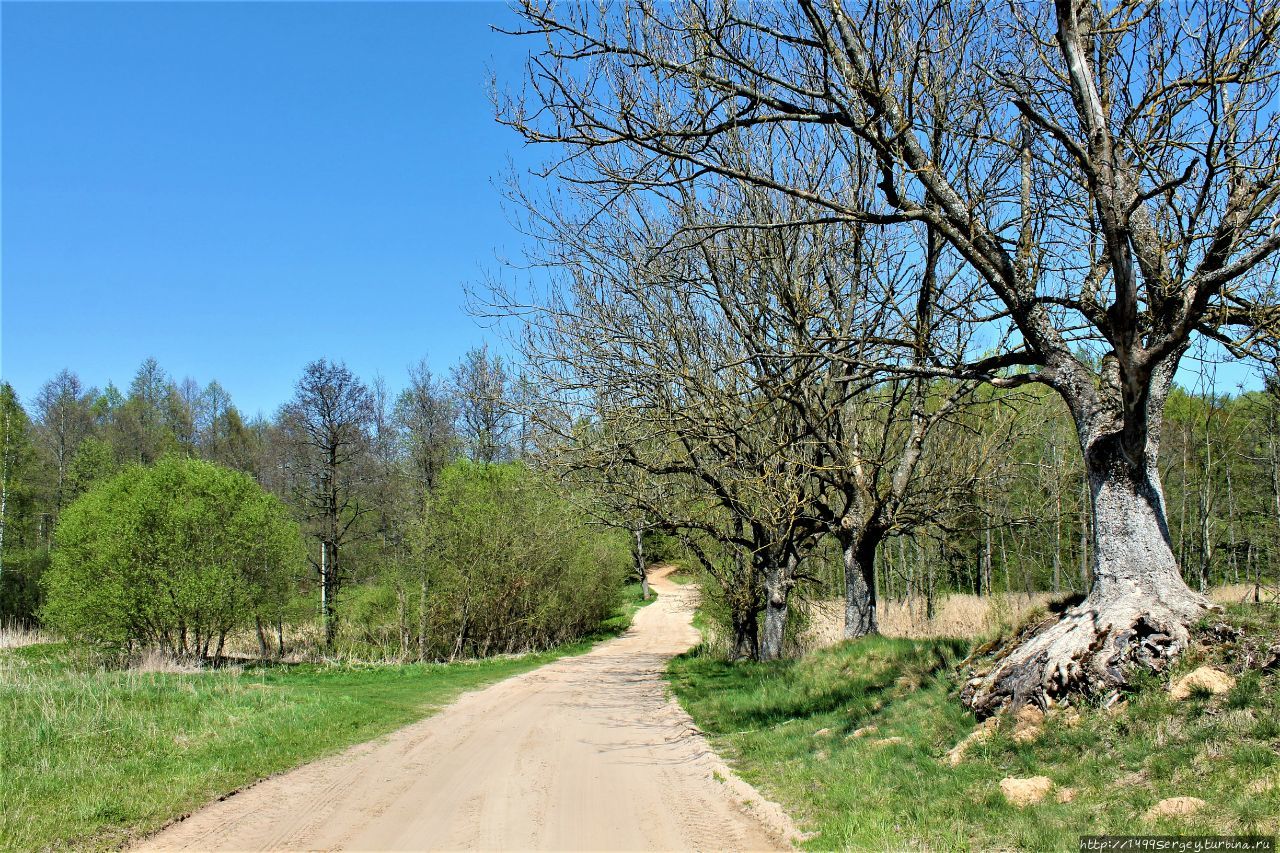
[
  {"x1": 669, "y1": 606, "x2": 1280, "y2": 851},
  {"x1": 0, "y1": 584, "x2": 653, "y2": 852}
]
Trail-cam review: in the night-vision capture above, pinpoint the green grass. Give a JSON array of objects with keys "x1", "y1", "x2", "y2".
[
  {"x1": 668, "y1": 606, "x2": 1280, "y2": 851},
  {"x1": 608, "y1": 580, "x2": 658, "y2": 630},
  {"x1": 0, "y1": 584, "x2": 654, "y2": 852}
]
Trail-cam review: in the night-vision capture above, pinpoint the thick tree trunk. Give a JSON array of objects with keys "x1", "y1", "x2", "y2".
[
  {"x1": 725, "y1": 543, "x2": 762, "y2": 662},
  {"x1": 1079, "y1": 474, "x2": 1091, "y2": 587},
  {"x1": 759, "y1": 553, "x2": 796, "y2": 662},
  {"x1": 759, "y1": 585, "x2": 787, "y2": 661},
  {"x1": 963, "y1": 433, "x2": 1210, "y2": 715},
  {"x1": 842, "y1": 530, "x2": 880, "y2": 639}
]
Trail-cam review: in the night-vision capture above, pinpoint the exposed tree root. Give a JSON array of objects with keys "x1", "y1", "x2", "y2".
[{"x1": 960, "y1": 586, "x2": 1212, "y2": 717}]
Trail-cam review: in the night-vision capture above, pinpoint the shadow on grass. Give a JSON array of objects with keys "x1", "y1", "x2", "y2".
[{"x1": 668, "y1": 635, "x2": 968, "y2": 733}]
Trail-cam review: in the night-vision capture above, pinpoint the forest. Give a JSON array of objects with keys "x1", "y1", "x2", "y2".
[
  {"x1": 0, "y1": 349, "x2": 629, "y2": 662},
  {"x1": 1, "y1": 349, "x2": 1276, "y2": 663}
]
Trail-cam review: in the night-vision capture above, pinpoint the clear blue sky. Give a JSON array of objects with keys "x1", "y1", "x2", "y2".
[
  {"x1": 0, "y1": 1, "x2": 1261, "y2": 418},
  {"x1": 2, "y1": 1, "x2": 535, "y2": 418}
]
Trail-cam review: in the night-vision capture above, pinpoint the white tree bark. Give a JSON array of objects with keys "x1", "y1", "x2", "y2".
[{"x1": 759, "y1": 553, "x2": 795, "y2": 662}]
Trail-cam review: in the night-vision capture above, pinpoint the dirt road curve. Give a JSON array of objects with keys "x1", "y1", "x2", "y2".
[{"x1": 137, "y1": 567, "x2": 794, "y2": 852}]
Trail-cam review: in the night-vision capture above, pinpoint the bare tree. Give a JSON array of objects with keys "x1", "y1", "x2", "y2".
[
  {"x1": 33, "y1": 369, "x2": 95, "y2": 524},
  {"x1": 396, "y1": 360, "x2": 459, "y2": 500},
  {"x1": 279, "y1": 359, "x2": 375, "y2": 648},
  {"x1": 502, "y1": 0, "x2": 1280, "y2": 713},
  {"x1": 690, "y1": 188, "x2": 995, "y2": 640},
  {"x1": 490, "y1": 181, "x2": 838, "y2": 660},
  {"x1": 493, "y1": 129, "x2": 1009, "y2": 652},
  {"x1": 451, "y1": 346, "x2": 514, "y2": 464}
]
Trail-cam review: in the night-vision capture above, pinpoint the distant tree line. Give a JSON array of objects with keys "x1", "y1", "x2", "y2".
[
  {"x1": 800, "y1": 378, "x2": 1280, "y2": 607},
  {"x1": 3, "y1": 346, "x2": 1276, "y2": 672},
  {"x1": 0, "y1": 345, "x2": 629, "y2": 661}
]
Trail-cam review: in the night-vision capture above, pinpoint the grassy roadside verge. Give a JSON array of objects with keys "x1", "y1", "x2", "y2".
[
  {"x1": 0, "y1": 583, "x2": 654, "y2": 852},
  {"x1": 610, "y1": 579, "x2": 658, "y2": 628},
  {"x1": 668, "y1": 606, "x2": 1280, "y2": 851}
]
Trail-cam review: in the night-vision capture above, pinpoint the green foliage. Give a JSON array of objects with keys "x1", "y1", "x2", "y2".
[
  {"x1": 65, "y1": 437, "x2": 118, "y2": 504},
  {"x1": 324, "y1": 460, "x2": 634, "y2": 661},
  {"x1": 11, "y1": 356, "x2": 1278, "y2": 658},
  {"x1": 41, "y1": 456, "x2": 304, "y2": 657},
  {"x1": 0, "y1": 549, "x2": 50, "y2": 623},
  {"x1": 0, "y1": 383, "x2": 40, "y2": 550},
  {"x1": 668, "y1": 604, "x2": 1280, "y2": 850},
  {"x1": 601, "y1": 580, "x2": 658, "y2": 634},
  {"x1": 640, "y1": 529, "x2": 687, "y2": 565},
  {"x1": 336, "y1": 460, "x2": 630, "y2": 660}
]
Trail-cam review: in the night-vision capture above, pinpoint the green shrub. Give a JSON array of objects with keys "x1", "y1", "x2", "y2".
[
  {"x1": 41, "y1": 456, "x2": 304, "y2": 658},
  {"x1": 403, "y1": 460, "x2": 629, "y2": 659}
]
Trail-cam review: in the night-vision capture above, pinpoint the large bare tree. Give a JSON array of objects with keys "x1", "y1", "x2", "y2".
[
  {"x1": 495, "y1": 123, "x2": 1014, "y2": 651},
  {"x1": 502, "y1": 0, "x2": 1280, "y2": 712},
  {"x1": 493, "y1": 182, "x2": 833, "y2": 659}
]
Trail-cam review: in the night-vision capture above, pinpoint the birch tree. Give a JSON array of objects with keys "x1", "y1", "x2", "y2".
[{"x1": 33, "y1": 370, "x2": 95, "y2": 525}]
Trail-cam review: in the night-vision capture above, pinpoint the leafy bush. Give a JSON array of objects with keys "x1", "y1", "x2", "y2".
[
  {"x1": 337, "y1": 461, "x2": 629, "y2": 660},
  {"x1": 42, "y1": 456, "x2": 304, "y2": 658}
]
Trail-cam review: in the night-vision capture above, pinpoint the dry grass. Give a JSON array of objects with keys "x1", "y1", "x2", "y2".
[
  {"x1": 802, "y1": 592, "x2": 1058, "y2": 649},
  {"x1": 130, "y1": 648, "x2": 210, "y2": 674},
  {"x1": 216, "y1": 624, "x2": 324, "y2": 664},
  {"x1": 1211, "y1": 583, "x2": 1279, "y2": 605},
  {"x1": 0, "y1": 619, "x2": 55, "y2": 650},
  {"x1": 801, "y1": 583, "x2": 1266, "y2": 649}
]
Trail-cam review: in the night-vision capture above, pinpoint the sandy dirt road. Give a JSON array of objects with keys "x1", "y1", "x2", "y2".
[{"x1": 137, "y1": 567, "x2": 793, "y2": 852}]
